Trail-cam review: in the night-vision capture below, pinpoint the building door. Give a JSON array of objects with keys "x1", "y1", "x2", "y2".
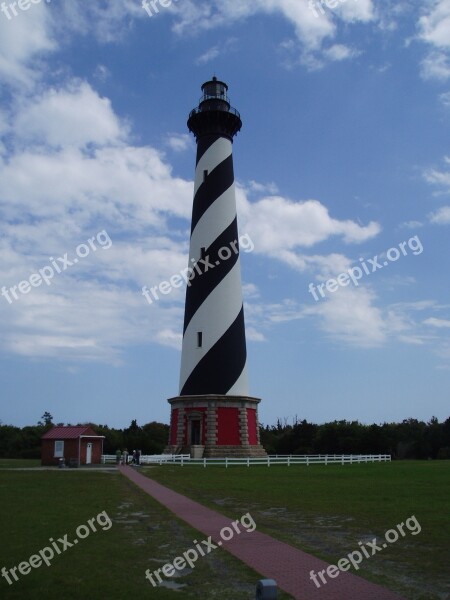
[
  {"x1": 191, "y1": 420, "x2": 201, "y2": 445},
  {"x1": 86, "y1": 443, "x2": 92, "y2": 464}
]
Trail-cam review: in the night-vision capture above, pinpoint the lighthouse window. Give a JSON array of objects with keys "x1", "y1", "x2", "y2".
[
  {"x1": 197, "y1": 332, "x2": 203, "y2": 348},
  {"x1": 203, "y1": 169, "x2": 208, "y2": 181},
  {"x1": 200, "y1": 247, "x2": 206, "y2": 259}
]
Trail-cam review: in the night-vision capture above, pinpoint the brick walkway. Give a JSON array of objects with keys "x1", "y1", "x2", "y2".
[{"x1": 118, "y1": 465, "x2": 407, "y2": 600}]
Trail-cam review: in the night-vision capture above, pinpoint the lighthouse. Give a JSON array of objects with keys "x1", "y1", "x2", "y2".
[{"x1": 165, "y1": 77, "x2": 266, "y2": 458}]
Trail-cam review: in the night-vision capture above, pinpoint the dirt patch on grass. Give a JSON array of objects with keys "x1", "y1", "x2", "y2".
[{"x1": 212, "y1": 496, "x2": 448, "y2": 600}]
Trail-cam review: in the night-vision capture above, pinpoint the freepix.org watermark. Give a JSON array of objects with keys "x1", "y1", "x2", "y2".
[
  {"x1": 1, "y1": 510, "x2": 112, "y2": 586},
  {"x1": 0, "y1": 0, "x2": 51, "y2": 21},
  {"x1": 310, "y1": 515, "x2": 421, "y2": 589},
  {"x1": 142, "y1": 0, "x2": 178, "y2": 18},
  {"x1": 1, "y1": 230, "x2": 112, "y2": 305},
  {"x1": 308, "y1": 235, "x2": 423, "y2": 302},
  {"x1": 308, "y1": 0, "x2": 358, "y2": 19},
  {"x1": 142, "y1": 233, "x2": 254, "y2": 306},
  {"x1": 145, "y1": 512, "x2": 256, "y2": 587}
]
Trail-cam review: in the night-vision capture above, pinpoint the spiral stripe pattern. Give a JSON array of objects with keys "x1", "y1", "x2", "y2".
[{"x1": 179, "y1": 133, "x2": 248, "y2": 396}]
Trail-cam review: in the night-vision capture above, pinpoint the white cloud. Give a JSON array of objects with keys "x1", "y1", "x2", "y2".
[
  {"x1": 165, "y1": 133, "x2": 193, "y2": 152},
  {"x1": 0, "y1": 109, "x2": 9, "y2": 136},
  {"x1": 439, "y1": 90, "x2": 450, "y2": 106},
  {"x1": 196, "y1": 46, "x2": 220, "y2": 65},
  {"x1": 245, "y1": 298, "x2": 303, "y2": 326},
  {"x1": 272, "y1": 250, "x2": 352, "y2": 277},
  {"x1": 243, "y1": 283, "x2": 261, "y2": 300},
  {"x1": 93, "y1": 64, "x2": 111, "y2": 83},
  {"x1": 171, "y1": 0, "x2": 376, "y2": 67},
  {"x1": 243, "y1": 289, "x2": 442, "y2": 352},
  {"x1": 154, "y1": 328, "x2": 183, "y2": 350},
  {"x1": 13, "y1": 82, "x2": 127, "y2": 149},
  {"x1": 424, "y1": 317, "x2": 450, "y2": 328},
  {"x1": 194, "y1": 36, "x2": 239, "y2": 65},
  {"x1": 246, "y1": 287, "x2": 403, "y2": 349},
  {"x1": 0, "y1": 1, "x2": 55, "y2": 86},
  {"x1": 0, "y1": 143, "x2": 191, "y2": 226},
  {"x1": 420, "y1": 51, "x2": 450, "y2": 80},
  {"x1": 1, "y1": 279, "x2": 184, "y2": 363},
  {"x1": 429, "y1": 206, "x2": 450, "y2": 224},
  {"x1": 418, "y1": 0, "x2": 450, "y2": 50},
  {"x1": 323, "y1": 44, "x2": 360, "y2": 62},
  {"x1": 0, "y1": 78, "x2": 191, "y2": 234},
  {"x1": 246, "y1": 327, "x2": 266, "y2": 342},
  {"x1": 0, "y1": 70, "x2": 383, "y2": 363},
  {"x1": 390, "y1": 300, "x2": 438, "y2": 313},
  {"x1": 0, "y1": 3, "x2": 439, "y2": 365},
  {"x1": 305, "y1": 286, "x2": 388, "y2": 347},
  {"x1": 424, "y1": 156, "x2": 450, "y2": 192},
  {"x1": 334, "y1": 0, "x2": 375, "y2": 23},
  {"x1": 0, "y1": 77, "x2": 195, "y2": 363},
  {"x1": 418, "y1": 1, "x2": 450, "y2": 81},
  {"x1": 400, "y1": 220, "x2": 423, "y2": 229},
  {"x1": 56, "y1": 1, "x2": 146, "y2": 43},
  {"x1": 245, "y1": 180, "x2": 279, "y2": 195},
  {"x1": 238, "y1": 193, "x2": 380, "y2": 257}
]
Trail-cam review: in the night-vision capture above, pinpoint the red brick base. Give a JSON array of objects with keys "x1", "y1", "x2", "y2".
[{"x1": 165, "y1": 395, "x2": 267, "y2": 457}]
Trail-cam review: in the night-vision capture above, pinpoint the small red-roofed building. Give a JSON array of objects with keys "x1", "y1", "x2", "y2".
[{"x1": 41, "y1": 426, "x2": 104, "y2": 466}]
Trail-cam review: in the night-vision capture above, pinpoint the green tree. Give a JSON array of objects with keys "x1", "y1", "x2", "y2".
[{"x1": 38, "y1": 412, "x2": 53, "y2": 426}]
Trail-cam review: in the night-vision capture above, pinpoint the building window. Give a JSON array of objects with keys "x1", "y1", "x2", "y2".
[
  {"x1": 197, "y1": 332, "x2": 203, "y2": 348},
  {"x1": 54, "y1": 440, "x2": 64, "y2": 458}
]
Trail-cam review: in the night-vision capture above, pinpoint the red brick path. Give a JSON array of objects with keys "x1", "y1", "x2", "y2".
[{"x1": 119, "y1": 465, "x2": 407, "y2": 600}]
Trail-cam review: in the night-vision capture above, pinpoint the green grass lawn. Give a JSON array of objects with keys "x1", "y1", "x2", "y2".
[
  {"x1": 0, "y1": 458, "x2": 41, "y2": 468},
  {"x1": 143, "y1": 460, "x2": 450, "y2": 600},
  {"x1": 0, "y1": 469, "x2": 293, "y2": 600}
]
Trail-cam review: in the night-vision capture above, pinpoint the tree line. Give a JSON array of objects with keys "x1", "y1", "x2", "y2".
[
  {"x1": 0, "y1": 414, "x2": 169, "y2": 459},
  {"x1": 0, "y1": 413, "x2": 449, "y2": 460},
  {"x1": 260, "y1": 416, "x2": 450, "y2": 459}
]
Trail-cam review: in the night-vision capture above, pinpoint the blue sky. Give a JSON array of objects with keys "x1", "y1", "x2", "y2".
[{"x1": 0, "y1": 0, "x2": 449, "y2": 429}]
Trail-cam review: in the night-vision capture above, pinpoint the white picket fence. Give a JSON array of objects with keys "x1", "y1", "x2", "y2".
[
  {"x1": 102, "y1": 453, "x2": 391, "y2": 468},
  {"x1": 101, "y1": 454, "x2": 189, "y2": 465}
]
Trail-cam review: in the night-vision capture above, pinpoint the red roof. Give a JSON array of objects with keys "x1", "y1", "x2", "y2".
[{"x1": 41, "y1": 426, "x2": 102, "y2": 440}]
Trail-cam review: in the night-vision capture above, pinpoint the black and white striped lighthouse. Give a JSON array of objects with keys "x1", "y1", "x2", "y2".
[{"x1": 166, "y1": 77, "x2": 266, "y2": 458}]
